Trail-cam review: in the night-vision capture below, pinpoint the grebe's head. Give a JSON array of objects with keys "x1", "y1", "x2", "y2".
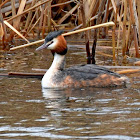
[{"x1": 36, "y1": 30, "x2": 67, "y2": 55}]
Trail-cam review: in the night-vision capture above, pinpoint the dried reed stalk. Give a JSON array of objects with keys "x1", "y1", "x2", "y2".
[
  {"x1": 88, "y1": 0, "x2": 98, "y2": 19},
  {"x1": 80, "y1": 0, "x2": 90, "y2": 63},
  {"x1": 133, "y1": 0, "x2": 139, "y2": 44},
  {"x1": 102, "y1": 0, "x2": 110, "y2": 38},
  {"x1": 10, "y1": 22, "x2": 115, "y2": 51},
  {"x1": 51, "y1": 0, "x2": 73, "y2": 8},
  {"x1": 122, "y1": 0, "x2": 127, "y2": 57},
  {"x1": 42, "y1": 3, "x2": 48, "y2": 38},
  {"x1": 7, "y1": 0, "x2": 51, "y2": 22},
  {"x1": 26, "y1": 8, "x2": 39, "y2": 34},
  {"x1": 116, "y1": 1, "x2": 123, "y2": 50},
  {"x1": 58, "y1": 3, "x2": 79, "y2": 25},
  {"x1": 11, "y1": 0, "x2": 17, "y2": 33},
  {"x1": 112, "y1": 25, "x2": 116, "y2": 62},
  {"x1": 1, "y1": 0, "x2": 32, "y2": 14},
  {"x1": 26, "y1": 16, "x2": 40, "y2": 36},
  {"x1": 0, "y1": 0, "x2": 10, "y2": 8},
  {"x1": 25, "y1": 0, "x2": 36, "y2": 30},
  {"x1": 110, "y1": 0, "x2": 117, "y2": 13},
  {"x1": 128, "y1": 0, "x2": 139, "y2": 57},
  {"x1": 47, "y1": 1, "x2": 52, "y2": 32},
  {"x1": 4, "y1": 20, "x2": 30, "y2": 43},
  {"x1": 13, "y1": 0, "x2": 27, "y2": 30},
  {"x1": 137, "y1": 0, "x2": 140, "y2": 43},
  {"x1": 0, "y1": 8, "x2": 7, "y2": 40},
  {"x1": 39, "y1": 3, "x2": 45, "y2": 36},
  {"x1": 72, "y1": 2, "x2": 121, "y2": 31},
  {"x1": 0, "y1": 23, "x2": 4, "y2": 41},
  {"x1": 126, "y1": 19, "x2": 131, "y2": 54}
]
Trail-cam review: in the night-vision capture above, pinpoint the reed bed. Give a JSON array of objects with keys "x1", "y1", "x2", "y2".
[{"x1": 0, "y1": 0, "x2": 140, "y2": 64}]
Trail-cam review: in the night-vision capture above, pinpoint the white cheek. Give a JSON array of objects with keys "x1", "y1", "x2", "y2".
[{"x1": 47, "y1": 38, "x2": 58, "y2": 50}]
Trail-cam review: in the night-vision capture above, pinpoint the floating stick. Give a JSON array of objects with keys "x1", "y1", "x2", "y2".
[
  {"x1": 116, "y1": 69, "x2": 140, "y2": 74},
  {"x1": 10, "y1": 21, "x2": 115, "y2": 51}
]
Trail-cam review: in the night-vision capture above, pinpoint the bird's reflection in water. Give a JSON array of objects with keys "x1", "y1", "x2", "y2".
[
  {"x1": 41, "y1": 87, "x2": 115, "y2": 106},
  {"x1": 42, "y1": 88, "x2": 66, "y2": 99},
  {"x1": 41, "y1": 88, "x2": 67, "y2": 127},
  {"x1": 42, "y1": 87, "x2": 117, "y2": 100}
]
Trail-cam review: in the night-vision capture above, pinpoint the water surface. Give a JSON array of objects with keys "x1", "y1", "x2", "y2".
[{"x1": 0, "y1": 45, "x2": 140, "y2": 139}]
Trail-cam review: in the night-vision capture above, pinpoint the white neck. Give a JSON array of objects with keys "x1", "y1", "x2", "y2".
[
  {"x1": 41, "y1": 53, "x2": 65, "y2": 88},
  {"x1": 42, "y1": 53, "x2": 65, "y2": 88},
  {"x1": 49, "y1": 53, "x2": 65, "y2": 71}
]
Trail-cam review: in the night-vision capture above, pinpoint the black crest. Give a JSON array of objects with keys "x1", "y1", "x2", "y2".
[{"x1": 45, "y1": 30, "x2": 64, "y2": 43}]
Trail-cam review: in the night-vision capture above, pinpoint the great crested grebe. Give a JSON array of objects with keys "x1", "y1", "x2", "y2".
[{"x1": 36, "y1": 30, "x2": 127, "y2": 88}]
